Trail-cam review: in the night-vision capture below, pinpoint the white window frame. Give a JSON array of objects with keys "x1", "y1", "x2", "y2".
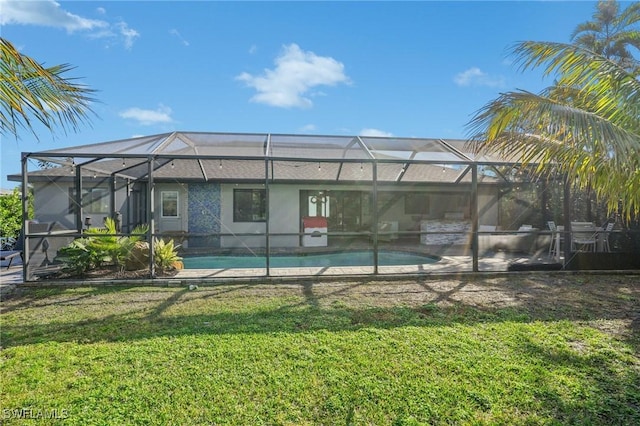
[{"x1": 161, "y1": 191, "x2": 179, "y2": 218}]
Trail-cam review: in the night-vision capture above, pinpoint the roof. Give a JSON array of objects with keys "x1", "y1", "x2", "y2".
[{"x1": 12, "y1": 131, "x2": 526, "y2": 184}]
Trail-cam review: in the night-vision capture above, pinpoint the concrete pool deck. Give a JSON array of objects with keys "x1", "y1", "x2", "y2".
[
  {"x1": 173, "y1": 251, "x2": 543, "y2": 279},
  {"x1": 0, "y1": 250, "x2": 558, "y2": 295}
]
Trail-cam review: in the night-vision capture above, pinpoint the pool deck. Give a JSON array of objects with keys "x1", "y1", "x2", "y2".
[
  {"x1": 173, "y1": 251, "x2": 544, "y2": 279},
  {"x1": 0, "y1": 245, "x2": 558, "y2": 291}
]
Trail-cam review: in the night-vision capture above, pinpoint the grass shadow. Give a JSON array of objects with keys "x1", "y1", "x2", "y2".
[{"x1": 1, "y1": 274, "x2": 638, "y2": 350}]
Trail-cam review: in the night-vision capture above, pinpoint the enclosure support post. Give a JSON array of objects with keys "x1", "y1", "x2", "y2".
[
  {"x1": 265, "y1": 158, "x2": 271, "y2": 277},
  {"x1": 541, "y1": 177, "x2": 549, "y2": 222},
  {"x1": 147, "y1": 157, "x2": 155, "y2": 278},
  {"x1": 21, "y1": 154, "x2": 29, "y2": 282},
  {"x1": 372, "y1": 162, "x2": 379, "y2": 275},
  {"x1": 562, "y1": 176, "x2": 571, "y2": 268},
  {"x1": 471, "y1": 164, "x2": 479, "y2": 272},
  {"x1": 75, "y1": 163, "x2": 83, "y2": 234},
  {"x1": 110, "y1": 175, "x2": 117, "y2": 221}
]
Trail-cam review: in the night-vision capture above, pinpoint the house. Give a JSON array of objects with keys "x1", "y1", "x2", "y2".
[{"x1": 8, "y1": 131, "x2": 551, "y2": 278}]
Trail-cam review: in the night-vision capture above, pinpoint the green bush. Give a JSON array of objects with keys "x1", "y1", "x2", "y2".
[
  {"x1": 57, "y1": 218, "x2": 149, "y2": 276},
  {"x1": 153, "y1": 237, "x2": 182, "y2": 273},
  {"x1": 0, "y1": 187, "x2": 33, "y2": 239}
]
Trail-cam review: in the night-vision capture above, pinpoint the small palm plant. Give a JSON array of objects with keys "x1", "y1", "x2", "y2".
[
  {"x1": 153, "y1": 237, "x2": 182, "y2": 273},
  {"x1": 84, "y1": 217, "x2": 121, "y2": 268},
  {"x1": 58, "y1": 218, "x2": 149, "y2": 275}
]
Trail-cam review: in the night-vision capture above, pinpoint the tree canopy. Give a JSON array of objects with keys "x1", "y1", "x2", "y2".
[
  {"x1": 467, "y1": 1, "x2": 640, "y2": 220},
  {"x1": 571, "y1": 0, "x2": 640, "y2": 74},
  {"x1": 0, "y1": 37, "x2": 96, "y2": 140}
]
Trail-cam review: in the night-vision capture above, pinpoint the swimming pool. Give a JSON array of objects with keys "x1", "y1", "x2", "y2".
[{"x1": 183, "y1": 250, "x2": 440, "y2": 269}]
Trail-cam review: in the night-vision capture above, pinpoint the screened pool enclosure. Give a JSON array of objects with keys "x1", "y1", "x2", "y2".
[{"x1": 14, "y1": 131, "x2": 602, "y2": 281}]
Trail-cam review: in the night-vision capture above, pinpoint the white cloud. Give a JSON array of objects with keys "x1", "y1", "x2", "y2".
[
  {"x1": 115, "y1": 21, "x2": 139, "y2": 50},
  {"x1": 360, "y1": 128, "x2": 393, "y2": 137},
  {"x1": 236, "y1": 43, "x2": 350, "y2": 108},
  {"x1": 119, "y1": 105, "x2": 173, "y2": 126},
  {"x1": 248, "y1": 44, "x2": 257, "y2": 54},
  {"x1": 299, "y1": 124, "x2": 317, "y2": 133},
  {"x1": 170, "y1": 29, "x2": 189, "y2": 47},
  {"x1": 0, "y1": 0, "x2": 107, "y2": 32},
  {"x1": 454, "y1": 67, "x2": 505, "y2": 88},
  {"x1": 0, "y1": 0, "x2": 139, "y2": 49}
]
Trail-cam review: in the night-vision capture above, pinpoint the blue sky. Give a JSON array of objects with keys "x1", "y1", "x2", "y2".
[{"x1": 1, "y1": 0, "x2": 603, "y2": 188}]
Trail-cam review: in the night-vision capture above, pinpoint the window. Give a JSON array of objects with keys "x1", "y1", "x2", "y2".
[
  {"x1": 161, "y1": 191, "x2": 179, "y2": 217},
  {"x1": 234, "y1": 189, "x2": 266, "y2": 222},
  {"x1": 68, "y1": 188, "x2": 109, "y2": 214}
]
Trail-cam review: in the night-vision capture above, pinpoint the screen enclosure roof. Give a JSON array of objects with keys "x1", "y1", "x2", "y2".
[{"x1": 19, "y1": 131, "x2": 529, "y2": 183}]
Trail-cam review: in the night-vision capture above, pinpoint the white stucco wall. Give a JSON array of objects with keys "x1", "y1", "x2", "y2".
[
  {"x1": 33, "y1": 182, "x2": 74, "y2": 228},
  {"x1": 268, "y1": 186, "x2": 300, "y2": 247},
  {"x1": 478, "y1": 187, "x2": 499, "y2": 227},
  {"x1": 33, "y1": 180, "x2": 129, "y2": 231},
  {"x1": 31, "y1": 180, "x2": 502, "y2": 249}
]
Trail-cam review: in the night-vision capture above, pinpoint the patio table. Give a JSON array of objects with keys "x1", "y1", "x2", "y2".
[{"x1": 554, "y1": 224, "x2": 608, "y2": 260}]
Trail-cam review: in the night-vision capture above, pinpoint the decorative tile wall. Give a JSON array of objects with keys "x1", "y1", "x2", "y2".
[
  {"x1": 188, "y1": 183, "x2": 221, "y2": 248},
  {"x1": 420, "y1": 219, "x2": 471, "y2": 245}
]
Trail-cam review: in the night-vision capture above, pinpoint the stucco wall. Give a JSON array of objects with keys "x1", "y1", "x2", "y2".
[
  {"x1": 31, "y1": 181, "x2": 502, "y2": 250},
  {"x1": 478, "y1": 187, "x2": 499, "y2": 227},
  {"x1": 33, "y1": 180, "x2": 129, "y2": 231},
  {"x1": 268, "y1": 186, "x2": 300, "y2": 247}
]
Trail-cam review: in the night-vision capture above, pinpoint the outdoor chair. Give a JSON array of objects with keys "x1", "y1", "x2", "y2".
[
  {"x1": 571, "y1": 222, "x2": 597, "y2": 252},
  {"x1": 601, "y1": 222, "x2": 615, "y2": 252},
  {"x1": 1, "y1": 231, "x2": 23, "y2": 269},
  {"x1": 547, "y1": 221, "x2": 559, "y2": 257}
]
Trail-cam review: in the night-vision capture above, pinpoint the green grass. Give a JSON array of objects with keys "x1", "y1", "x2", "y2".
[{"x1": 1, "y1": 276, "x2": 639, "y2": 425}]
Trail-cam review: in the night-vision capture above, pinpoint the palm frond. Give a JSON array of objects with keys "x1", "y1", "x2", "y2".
[
  {"x1": 0, "y1": 37, "x2": 97, "y2": 140},
  {"x1": 466, "y1": 41, "x2": 640, "y2": 218}
]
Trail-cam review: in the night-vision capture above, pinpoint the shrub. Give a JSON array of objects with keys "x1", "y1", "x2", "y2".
[
  {"x1": 57, "y1": 218, "x2": 149, "y2": 276},
  {"x1": 153, "y1": 238, "x2": 182, "y2": 273},
  {"x1": 0, "y1": 187, "x2": 33, "y2": 239}
]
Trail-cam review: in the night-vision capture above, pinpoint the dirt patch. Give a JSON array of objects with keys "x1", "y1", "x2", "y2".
[
  {"x1": 47, "y1": 268, "x2": 179, "y2": 281},
  {"x1": 185, "y1": 273, "x2": 640, "y2": 339},
  {"x1": 9, "y1": 271, "x2": 640, "y2": 335}
]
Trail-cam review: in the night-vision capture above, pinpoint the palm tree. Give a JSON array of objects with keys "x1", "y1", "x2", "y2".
[
  {"x1": 571, "y1": 0, "x2": 640, "y2": 74},
  {"x1": 466, "y1": 41, "x2": 640, "y2": 220},
  {"x1": 0, "y1": 37, "x2": 96, "y2": 140}
]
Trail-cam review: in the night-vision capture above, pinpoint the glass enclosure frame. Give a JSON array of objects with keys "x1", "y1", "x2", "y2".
[{"x1": 14, "y1": 131, "x2": 593, "y2": 281}]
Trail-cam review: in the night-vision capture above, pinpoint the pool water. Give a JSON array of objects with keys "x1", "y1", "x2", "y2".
[{"x1": 183, "y1": 250, "x2": 439, "y2": 269}]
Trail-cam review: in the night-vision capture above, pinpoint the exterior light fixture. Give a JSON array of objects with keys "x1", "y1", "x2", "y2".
[
  {"x1": 219, "y1": 159, "x2": 223, "y2": 169},
  {"x1": 171, "y1": 160, "x2": 175, "y2": 169},
  {"x1": 122, "y1": 158, "x2": 126, "y2": 167},
  {"x1": 318, "y1": 162, "x2": 321, "y2": 171}
]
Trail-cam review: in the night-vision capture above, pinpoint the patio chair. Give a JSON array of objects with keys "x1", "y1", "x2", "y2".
[
  {"x1": 0, "y1": 236, "x2": 16, "y2": 251},
  {"x1": 571, "y1": 222, "x2": 597, "y2": 252},
  {"x1": 547, "y1": 221, "x2": 559, "y2": 257},
  {"x1": 1, "y1": 231, "x2": 23, "y2": 269},
  {"x1": 601, "y1": 222, "x2": 615, "y2": 252}
]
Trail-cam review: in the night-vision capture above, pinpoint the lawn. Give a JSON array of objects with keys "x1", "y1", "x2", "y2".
[{"x1": 1, "y1": 274, "x2": 639, "y2": 425}]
